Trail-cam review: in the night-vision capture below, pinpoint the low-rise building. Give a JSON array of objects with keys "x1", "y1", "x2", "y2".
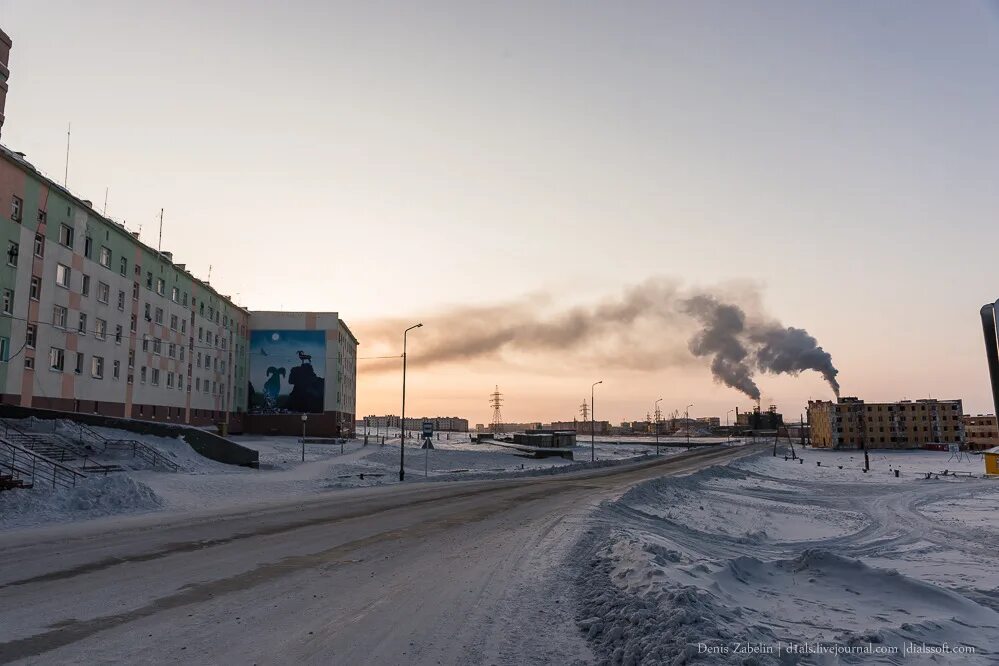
[
  {"x1": 808, "y1": 397, "x2": 965, "y2": 449},
  {"x1": 963, "y1": 415, "x2": 999, "y2": 451}
]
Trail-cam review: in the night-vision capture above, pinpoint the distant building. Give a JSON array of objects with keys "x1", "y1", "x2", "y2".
[
  {"x1": 696, "y1": 416, "x2": 721, "y2": 428},
  {"x1": 735, "y1": 406, "x2": 783, "y2": 430},
  {"x1": 548, "y1": 420, "x2": 610, "y2": 435},
  {"x1": 963, "y1": 415, "x2": 999, "y2": 451},
  {"x1": 487, "y1": 422, "x2": 542, "y2": 433},
  {"x1": 362, "y1": 415, "x2": 469, "y2": 432},
  {"x1": 808, "y1": 397, "x2": 965, "y2": 449}
]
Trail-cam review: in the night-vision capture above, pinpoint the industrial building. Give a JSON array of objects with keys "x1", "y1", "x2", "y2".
[
  {"x1": 0, "y1": 31, "x2": 357, "y2": 436},
  {"x1": 963, "y1": 415, "x2": 999, "y2": 451},
  {"x1": 808, "y1": 397, "x2": 965, "y2": 449}
]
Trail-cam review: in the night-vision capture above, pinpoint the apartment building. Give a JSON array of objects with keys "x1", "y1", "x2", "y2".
[
  {"x1": 963, "y1": 415, "x2": 999, "y2": 451},
  {"x1": 808, "y1": 397, "x2": 965, "y2": 449},
  {"x1": 0, "y1": 146, "x2": 251, "y2": 428},
  {"x1": 0, "y1": 28, "x2": 357, "y2": 436}
]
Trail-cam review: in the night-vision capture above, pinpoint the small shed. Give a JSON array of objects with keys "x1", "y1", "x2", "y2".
[{"x1": 983, "y1": 447, "x2": 999, "y2": 476}]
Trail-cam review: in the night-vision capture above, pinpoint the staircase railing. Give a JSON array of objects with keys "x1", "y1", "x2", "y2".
[
  {"x1": 71, "y1": 422, "x2": 179, "y2": 472},
  {"x1": 0, "y1": 419, "x2": 92, "y2": 467},
  {"x1": 0, "y1": 438, "x2": 88, "y2": 489}
]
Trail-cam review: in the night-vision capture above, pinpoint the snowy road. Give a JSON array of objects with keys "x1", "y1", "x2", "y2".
[{"x1": 0, "y1": 443, "x2": 762, "y2": 665}]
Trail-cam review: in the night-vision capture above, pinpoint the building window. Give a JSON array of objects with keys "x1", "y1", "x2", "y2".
[
  {"x1": 133, "y1": 282, "x2": 140, "y2": 300},
  {"x1": 128, "y1": 349, "x2": 135, "y2": 368},
  {"x1": 78, "y1": 313, "x2": 88, "y2": 334},
  {"x1": 168, "y1": 342, "x2": 176, "y2": 358},
  {"x1": 0, "y1": 337, "x2": 8, "y2": 362},
  {"x1": 92, "y1": 355, "x2": 104, "y2": 379},
  {"x1": 84, "y1": 236, "x2": 93, "y2": 259},
  {"x1": 153, "y1": 338, "x2": 162, "y2": 355},
  {"x1": 154, "y1": 307, "x2": 163, "y2": 324},
  {"x1": 115, "y1": 324, "x2": 123, "y2": 344},
  {"x1": 118, "y1": 290, "x2": 126, "y2": 311},
  {"x1": 97, "y1": 282, "x2": 110, "y2": 303},
  {"x1": 6, "y1": 241, "x2": 18, "y2": 266},
  {"x1": 59, "y1": 224, "x2": 74, "y2": 248},
  {"x1": 95, "y1": 318, "x2": 107, "y2": 340},
  {"x1": 29, "y1": 276, "x2": 41, "y2": 300},
  {"x1": 140, "y1": 366, "x2": 147, "y2": 383},
  {"x1": 56, "y1": 264, "x2": 72, "y2": 288},
  {"x1": 24, "y1": 356, "x2": 34, "y2": 370},
  {"x1": 156, "y1": 278, "x2": 165, "y2": 296},
  {"x1": 11, "y1": 195, "x2": 23, "y2": 222},
  {"x1": 166, "y1": 371, "x2": 175, "y2": 388},
  {"x1": 53, "y1": 305, "x2": 68, "y2": 328},
  {"x1": 120, "y1": 256, "x2": 128, "y2": 276},
  {"x1": 144, "y1": 303, "x2": 151, "y2": 321},
  {"x1": 99, "y1": 246, "x2": 111, "y2": 268},
  {"x1": 142, "y1": 336, "x2": 149, "y2": 352},
  {"x1": 37, "y1": 210, "x2": 46, "y2": 225},
  {"x1": 146, "y1": 271, "x2": 153, "y2": 290},
  {"x1": 50, "y1": 347, "x2": 65, "y2": 372},
  {"x1": 33, "y1": 234, "x2": 44, "y2": 258},
  {"x1": 171, "y1": 286, "x2": 179, "y2": 303},
  {"x1": 26, "y1": 324, "x2": 36, "y2": 348},
  {"x1": 113, "y1": 360, "x2": 120, "y2": 380},
  {"x1": 170, "y1": 314, "x2": 178, "y2": 330},
  {"x1": 1, "y1": 288, "x2": 12, "y2": 315},
  {"x1": 130, "y1": 314, "x2": 137, "y2": 332},
  {"x1": 178, "y1": 374, "x2": 184, "y2": 390},
  {"x1": 81, "y1": 274, "x2": 91, "y2": 296},
  {"x1": 151, "y1": 368, "x2": 160, "y2": 386},
  {"x1": 182, "y1": 292, "x2": 188, "y2": 306},
  {"x1": 181, "y1": 320, "x2": 186, "y2": 334}
]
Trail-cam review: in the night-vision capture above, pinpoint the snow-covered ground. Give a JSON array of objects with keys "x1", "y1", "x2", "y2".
[
  {"x1": 1, "y1": 423, "x2": 690, "y2": 530},
  {"x1": 573, "y1": 446, "x2": 999, "y2": 664}
]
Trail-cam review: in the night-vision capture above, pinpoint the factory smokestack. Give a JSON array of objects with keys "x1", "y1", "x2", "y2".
[{"x1": 355, "y1": 278, "x2": 841, "y2": 399}]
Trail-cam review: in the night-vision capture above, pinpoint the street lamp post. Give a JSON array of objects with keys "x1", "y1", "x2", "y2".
[
  {"x1": 400, "y1": 323, "x2": 423, "y2": 481},
  {"x1": 685, "y1": 404, "x2": 693, "y2": 449},
  {"x1": 727, "y1": 409, "x2": 734, "y2": 443},
  {"x1": 301, "y1": 414, "x2": 308, "y2": 462},
  {"x1": 654, "y1": 397, "x2": 663, "y2": 456},
  {"x1": 591, "y1": 380, "x2": 603, "y2": 462}
]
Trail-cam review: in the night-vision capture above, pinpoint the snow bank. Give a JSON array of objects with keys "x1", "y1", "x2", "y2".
[
  {"x1": 0, "y1": 475, "x2": 163, "y2": 529},
  {"x1": 572, "y1": 451, "x2": 999, "y2": 664}
]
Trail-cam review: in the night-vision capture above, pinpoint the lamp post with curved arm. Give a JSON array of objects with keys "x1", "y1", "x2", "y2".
[
  {"x1": 654, "y1": 397, "x2": 663, "y2": 456},
  {"x1": 399, "y1": 323, "x2": 423, "y2": 481},
  {"x1": 591, "y1": 380, "x2": 603, "y2": 462},
  {"x1": 685, "y1": 403, "x2": 694, "y2": 449}
]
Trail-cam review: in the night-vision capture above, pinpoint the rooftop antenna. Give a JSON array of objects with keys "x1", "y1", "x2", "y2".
[
  {"x1": 63, "y1": 123, "x2": 71, "y2": 187},
  {"x1": 157, "y1": 208, "x2": 164, "y2": 254},
  {"x1": 207, "y1": 264, "x2": 213, "y2": 282},
  {"x1": 489, "y1": 385, "x2": 504, "y2": 431},
  {"x1": 103, "y1": 187, "x2": 108, "y2": 216}
]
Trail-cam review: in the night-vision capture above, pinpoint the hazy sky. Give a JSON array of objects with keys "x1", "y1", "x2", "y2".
[{"x1": 3, "y1": 1, "x2": 998, "y2": 423}]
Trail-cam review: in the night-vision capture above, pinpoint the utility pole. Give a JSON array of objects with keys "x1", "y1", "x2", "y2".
[{"x1": 685, "y1": 404, "x2": 693, "y2": 450}]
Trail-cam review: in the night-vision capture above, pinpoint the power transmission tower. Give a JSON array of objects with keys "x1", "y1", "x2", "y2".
[
  {"x1": 489, "y1": 385, "x2": 504, "y2": 431},
  {"x1": 579, "y1": 399, "x2": 590, "y2": 422}
]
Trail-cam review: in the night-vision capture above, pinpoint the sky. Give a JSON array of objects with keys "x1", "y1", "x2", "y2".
[{"x1": 2, "y1": 1, "x2": 998, "y2": 424}]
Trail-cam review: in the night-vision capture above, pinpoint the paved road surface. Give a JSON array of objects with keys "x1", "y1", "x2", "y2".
[{"x1": 0, "y1": 444, "x2": 764, "y2": 665}]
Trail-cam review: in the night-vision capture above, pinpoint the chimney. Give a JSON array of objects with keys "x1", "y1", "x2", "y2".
[{"x1": 0, "y1": 28, "x2": 10, "y2": 140}]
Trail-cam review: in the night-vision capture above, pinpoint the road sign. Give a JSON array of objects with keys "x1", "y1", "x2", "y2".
[{"x1": 422, "y1": 420, "x2": 433, "y2": 438}]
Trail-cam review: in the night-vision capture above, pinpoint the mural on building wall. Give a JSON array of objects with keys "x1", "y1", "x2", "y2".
[{"x1": 248, "y1": 330, "x2": 325, "y2": 414}]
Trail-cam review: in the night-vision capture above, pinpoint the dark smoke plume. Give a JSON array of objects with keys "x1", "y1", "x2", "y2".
[{"x1": 354, "y1": 279, "x2": 840, "y2": 398}]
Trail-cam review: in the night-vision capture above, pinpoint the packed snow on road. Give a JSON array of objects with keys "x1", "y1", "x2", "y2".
[
  {"x1": 0, "y1": 420, "x2": 703, "y2": 530},
  {"x1": 573, "y1": 447, "x2": 999, "y2": 664}
]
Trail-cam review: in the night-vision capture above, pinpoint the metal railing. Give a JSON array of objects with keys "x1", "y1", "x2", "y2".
[
  {"x1": 72, "y1": 422, "x2": 179, "y2": 472},
  {"x1": 0, "y1": 438, "x2": 88, "y2": 489},
  {"x1": 0, "y1": 419, "x2": 92, "y2": 467}
]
